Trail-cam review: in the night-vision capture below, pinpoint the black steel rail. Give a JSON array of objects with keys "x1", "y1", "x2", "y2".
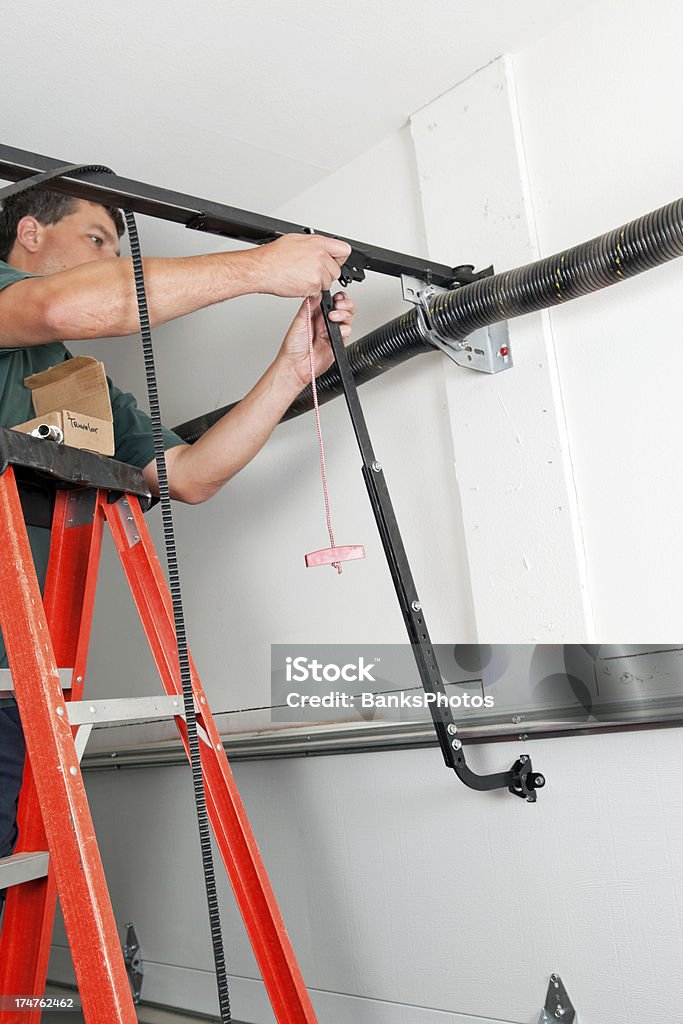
[{"x1": 0, "y1": 144, "x2": 488, "y2": 288}]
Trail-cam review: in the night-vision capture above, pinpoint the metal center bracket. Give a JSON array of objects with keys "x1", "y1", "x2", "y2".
[
  {"x1": 401, "y1": 274, "x2": 513, "y2": 374},
  {"x1": 538, "y1": 974, "x2": 577, "y2": 1023}
]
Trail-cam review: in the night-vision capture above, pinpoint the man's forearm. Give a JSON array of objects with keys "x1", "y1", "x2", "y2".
[
  {"x1": 0, "y1": 232, "x2": 351, "y2": 348},
  {"x1": 160, "y1": 357, "x2": 305, "y2": 504},
  {"x1": 40, "y1": 250, "x2": 263, "y2": 342}
]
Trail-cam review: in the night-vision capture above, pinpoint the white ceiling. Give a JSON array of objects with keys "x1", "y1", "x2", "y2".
[{"x1": 5, "y1": 0, "x2": 598, "y2": 212}]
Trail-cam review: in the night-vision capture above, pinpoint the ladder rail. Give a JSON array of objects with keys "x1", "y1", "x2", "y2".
[
  {"x1": 0, "y1": 470, "x2": 137, "y2": 1024},
  {"x1": 0, "y1": 473, "x2": 318, "y2": 1024}
]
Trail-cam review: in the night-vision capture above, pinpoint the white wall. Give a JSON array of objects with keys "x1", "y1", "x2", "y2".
[
  {"x1": 50, "y1": 2, "x2": 683, "y2": 1022},
  {"x1": 512, "y1": 0, "x2": 683, "y2": 639}
]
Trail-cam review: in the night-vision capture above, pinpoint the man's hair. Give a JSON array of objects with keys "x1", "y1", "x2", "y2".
[{"x1": 0, "y1": 189, "x2": 125, "y2": 262}]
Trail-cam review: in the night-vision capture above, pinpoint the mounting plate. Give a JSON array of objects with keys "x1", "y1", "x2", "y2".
[
  {"x1": 401, "y1": 274, "x2": 513, "y2": 374},
  {"x1": 538, "y1": 973, "x2": 577, "y2": 1022}
]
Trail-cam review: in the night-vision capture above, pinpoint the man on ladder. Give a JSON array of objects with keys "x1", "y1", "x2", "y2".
[{"x1": 0, "y1": 185, "x2": 355, "y2": 918}]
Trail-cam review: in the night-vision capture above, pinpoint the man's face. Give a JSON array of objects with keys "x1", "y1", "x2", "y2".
[{"x1": 26, "y1": 199, "x2": 121, "y2": 274}]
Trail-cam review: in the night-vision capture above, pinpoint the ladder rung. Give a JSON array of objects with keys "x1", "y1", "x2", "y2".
[
  {"x1": 0, "y1": 667, "x2": 73, "y2": 699},
  {"x1": 66, "y1": 694, "x2": 195, "y2": 727},
  {"x1": 0, "y1": 851, "x2": 49, "y2": 888}
]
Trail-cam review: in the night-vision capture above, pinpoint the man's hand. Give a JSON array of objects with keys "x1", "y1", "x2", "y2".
[
  {"x1": 153, "y1": 290, "x2": 355, "y2": 503},
  {"x1": 275, "y1": 291, "x2": 356, "y2": 390},
  {"x1": 251, "y1": 234, "x2": 352, "y2": 298}
]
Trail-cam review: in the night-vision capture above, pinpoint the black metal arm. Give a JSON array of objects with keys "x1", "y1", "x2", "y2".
[{"x1": 320, "y1": 292, "x2": 545, "y2": 801}]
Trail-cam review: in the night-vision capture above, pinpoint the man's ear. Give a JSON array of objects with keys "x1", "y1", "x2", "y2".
[{"x1": 14, "y1": 215, "x2": 43, "y2": 254}]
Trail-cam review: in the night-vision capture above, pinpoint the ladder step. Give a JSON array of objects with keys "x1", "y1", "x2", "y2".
[
  {"x1": 0, "y1": 851, "x2": 49, "y2": 888},
  {"x1": 0, "y1": 666, "x2": 73, "y2": 700},
  {"x1": 66, "y1": 694, "x2": 196, "y2": 727}
]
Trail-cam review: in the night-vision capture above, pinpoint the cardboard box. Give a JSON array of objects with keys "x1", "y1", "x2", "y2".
[{"x1": 13, "y1": 356, "x2": 115, "y2": 456}]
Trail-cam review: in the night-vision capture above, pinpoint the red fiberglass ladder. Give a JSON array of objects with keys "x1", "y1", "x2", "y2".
[{"x1": 0, "y1": 428, "x2": 317, "y2": 1024}]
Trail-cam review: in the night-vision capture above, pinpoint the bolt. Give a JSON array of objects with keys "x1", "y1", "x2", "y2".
[
  {"x1": 520, "y1": 755, "x2": 529, "y2": 763},
  {"x1": 412, "y1": 600, "x2": 422, "y2": 612},
  {"x1": 551, "y1": 974, "x2": 559, "y2": 984},
  {"x1": 555, "y1": 1009, "x2": 565, "y2": 1019},
  {"x1": 69, "y1": 766, "x2": 77, "y2": 776},
  {"x1": 76, "y1": 676, "x2": 83, "y2": 684},
  {"x1": 127, "y1": 515, "x2": 134, "y2": 522},
  {"x1": 371, "y1": 461, "x2": 382, "y2": 472},
  {"x1": 123, "y1": 499, "x2": 129, "y2": 506},
  {"x1": 216, "y1": 743, "x2": 222, "y2": 751},
  {"x1": 89, "y1": 705, "x2": 97, "y2": 714},
  {"x1": 447, "y1": 723, "x2": 458, "y2": 735},
  {"x1": 519, "y1": 733, "x2": 528, "y2": 741},
  {"x1": 173, "y1": 699, "x2": 179, "y2": 708},
  {"x1": 451, "y1": 738, "x2": 462, "y2": 750},
  {"x1": 200, "y1": 696, "x2": 206, "y2": 705},
  {"x1": 512, "y1": 715, "x2": 523, "y2": 724},
  {"x1": 133, "y1": 534, "x2": 140, "y2": 542},
  {"x1": 56, "y1": 706, "x2": 64, "y2": 717},
  {"x1": 535, "y1": 775, "x2": 545, "y2": 787},
  {"x1": 110, "y1": 752, "x2": 117, "y2": 759}
]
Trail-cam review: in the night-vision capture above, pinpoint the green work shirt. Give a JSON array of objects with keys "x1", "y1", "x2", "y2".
[{"x1": 0, "y1": 260, "x2": 187, "y2": 706}]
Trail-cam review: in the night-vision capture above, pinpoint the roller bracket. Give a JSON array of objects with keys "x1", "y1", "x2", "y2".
[
  {"x1": 508, "y1": 755, "x2": 546, "y2": 803},
  {"x1": 401, "y1": 274, "x2": 513, "y2": 374}
]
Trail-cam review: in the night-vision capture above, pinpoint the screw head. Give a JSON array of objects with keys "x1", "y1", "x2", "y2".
[
  {"x1": 371, "y1": 461, "x2": 382, "y2": 472},
  {"x1": 451, "y1": 738, "x2": 462, "y2": 750},
  {"x1": 447, "y1": 723, "x2": 458, "y2": 735},
  {"x1": 520, "y1": 755, "x2": 529, "y2": 764},
  {"x1": 56, "y1": 706, "x2": 64, "y2": 717},
  {"x1": 535, "y1": 775, "x2": 545, "y2": 787},
  {"x1": 69, "y1": 766, "x2": 78, "y2": 776},
  {"x1": 512, "y1": 714, "x2": 523, "y2": 724},
  {"x1": 412, "y1": 600, "x2": 421, "y2": 612}
]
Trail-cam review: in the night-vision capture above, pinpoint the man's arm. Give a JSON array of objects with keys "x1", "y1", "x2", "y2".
[
  {"x1": 143, "y1": 291, "x2": 355, "y2": 504},
  {"x1": 0, "y1": 234, "x2": 351, "y2": 347}
]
